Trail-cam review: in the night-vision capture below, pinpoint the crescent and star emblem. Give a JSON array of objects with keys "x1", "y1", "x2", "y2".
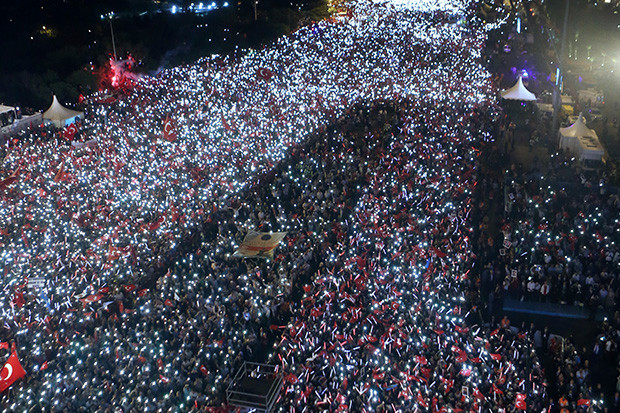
[{"x1": 1, "y1": 364, "x2": 13, "y2": 381}]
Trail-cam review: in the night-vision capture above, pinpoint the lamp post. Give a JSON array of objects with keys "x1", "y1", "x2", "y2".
[
  {"x1": 552, "y1": 0, "x2": 570, "y2": 134},
  {"x1": 102, "y1": 12, "x2": 118, "y2": 61}
]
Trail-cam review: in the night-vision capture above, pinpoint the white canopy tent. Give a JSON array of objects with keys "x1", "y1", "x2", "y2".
[
  {"x1": 558, "y1": 113, "x2": 604, "y2": 162},
  {"x1": 501, "y1": 76, "x2": 537, "y2": 101},
  {"x1": 43, "y1": 95, "x2": 83, "y2": 127},
  {"x1": 0, "y1": 105, "x2": 16, "y2": 116}
]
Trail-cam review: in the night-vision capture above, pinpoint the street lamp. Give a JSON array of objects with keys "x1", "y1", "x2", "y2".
[
  {"x1": 552, "y1": 0, "x2": 570, "y2": 134},
  {"x1": 101, "y1": 12, "x2": 118, "y2": 61}
]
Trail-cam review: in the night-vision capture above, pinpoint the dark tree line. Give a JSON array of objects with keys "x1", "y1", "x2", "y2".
[{"x1": 0, "y1": 0, "x2": 328, "y2": 110}]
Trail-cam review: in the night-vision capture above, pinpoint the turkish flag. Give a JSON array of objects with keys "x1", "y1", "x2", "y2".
[
  {"x1": 417, "y1": 391, "x2": 428, "y2": 408},
  {"x1": 577, "y1": 399, "x2": 590, "y2": 406},
  {"x1": 162, "y1": 115, "x2": 177, "y2": 142},
  {"x1": 137, "y1": 288, "x2": 148, "y2": 297},
  {"x1": 80, "y1": 294, "x2": 103, "y2": 305},
  {"x1": 148, "y1": 216, "x2": 165, "y2": 231},
  {"x1": 0, "y1": 343, "x2": 8, "y2": 350},
  {"x1": 0, "y1": 175, "x2": 18, "y2": 190},
  {"x1": 454, "y1": 325, "x2": 469, "y2": 334},
  {"x1": 256, "y1": 67, "x2": 273, "y2": 81},
  {"x1": 64, "y1": 123, "x2": 78, "y2": 141},
  {"x1": 372, "y1": 369, "x2": 385, "y2": 380},
  {"x1": 53, "y1": 161, "x2": 66, "y2": 183},
  {"x1": 200, "y1": 365, "x2": 208, "y2": 376},
  {"x1": 441, "y1": 377, "x2": 453, "y2": 393},
  {"x1": 473, "y1": 388, "x2": 485, "y2": 401},
  {"x1": 0, "y1": 351, "x2": 26, "y2": 392},
  {"x1": 12, "y1": 292, "x2": 25, "y2": 309},
  {"x1": 430, "y1": 246, "x2": 447, "y2": 258},
  {"x1": 123, "y1": 284, "x2": 136, "y2": 293},
  {"x1": 515, "y1": 393, "x2": 526, "y2": 410},
  {"x1": 0, "y1": 167, "x2": 20, "y2": 191},
  {"x1": 452, "y1": 346, "x2": 467, "y2": 363},
  {"x1": 460, "y1": 366, "x2": 472, "y2": 376}
]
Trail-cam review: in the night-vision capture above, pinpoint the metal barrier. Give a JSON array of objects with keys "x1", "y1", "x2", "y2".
[{"x1": 226, "y1": 362, "x2": 282, "y2": 413}]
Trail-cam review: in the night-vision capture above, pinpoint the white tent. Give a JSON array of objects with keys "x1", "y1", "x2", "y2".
[
  {"x1": 43, "y1": 95, "x2": 83, "y2": 127},
  {"x1": 0, "y1": 105, "x2": 16, "y2": 116},
  {"x1": 558, "y1": 113, "x2": 604, "y2": 162},
  {"x1": 501, "y1": 76, "x2": 537, "y2": 101}
]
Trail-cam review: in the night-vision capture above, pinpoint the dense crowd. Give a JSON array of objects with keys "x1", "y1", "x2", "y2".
[
  {"x1": 475, "y1": 148, "x2": 620, "y2": 412},
  {"x1": 548, "y1": 325, "x2": 615, "y2": 412},
  {"x1": 491, "y1": 151, "x2": 620, "y2": 317},
  {"x1": 0, "y1": 0, "x2": 493, "y2": 318},
  {"x1": 1, "y1": 0, "x2": 614, "y2": 411},
  {"x1": 267, "y1": 98, "x2": 552, "y2": 411}
]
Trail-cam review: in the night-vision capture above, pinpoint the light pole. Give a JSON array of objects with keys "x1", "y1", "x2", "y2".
[
  {"x1": 102, "y1": 12, "x2": 118, "y2": 61},
  {"x1": 552, "y1": 0, "x2": 570, "y2": 135}
]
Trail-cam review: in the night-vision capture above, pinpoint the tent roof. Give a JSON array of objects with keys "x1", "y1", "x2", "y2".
[
  {"x1": 559, "y1": 113, "x2": 597, "y2": 139},
  {"x1": 43, "y1": 95, "x2": 83, "y2": 122},
  {"x1": 501, "y1": 76, "x2": 537, "y2": 101},
  {"x1": 577, "y1": 134, "x2": 604, "y2": 155},
  {"x1": 0, "y1": 105, "x2": 15, "y2": 115}
]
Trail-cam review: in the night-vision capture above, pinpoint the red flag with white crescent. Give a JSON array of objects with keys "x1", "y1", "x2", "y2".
[
  {"x1": 80, "y1": 294, "x2": 104, "y2": 305},
  {"x1": 256, "y1": 67, "x2": 273, "y2": 81},
  {"x1": 162, "y1": 115, "x2": 177, "y2": 142},
  {"x1": 0, "y1": 351, "x2": 26, "y2": 392},
  {"x1": 64, "y1": 123, "x2": 78, "y2": 140}
]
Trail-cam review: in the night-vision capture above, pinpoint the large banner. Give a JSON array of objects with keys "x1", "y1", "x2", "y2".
[{"x1": 233, "y1": 231, "x2": 287, "y2": 259}]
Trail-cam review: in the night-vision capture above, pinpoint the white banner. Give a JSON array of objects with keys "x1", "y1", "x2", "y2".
[{"x1": 233, "y1": 231, "x2": 287, "y2": 259}]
